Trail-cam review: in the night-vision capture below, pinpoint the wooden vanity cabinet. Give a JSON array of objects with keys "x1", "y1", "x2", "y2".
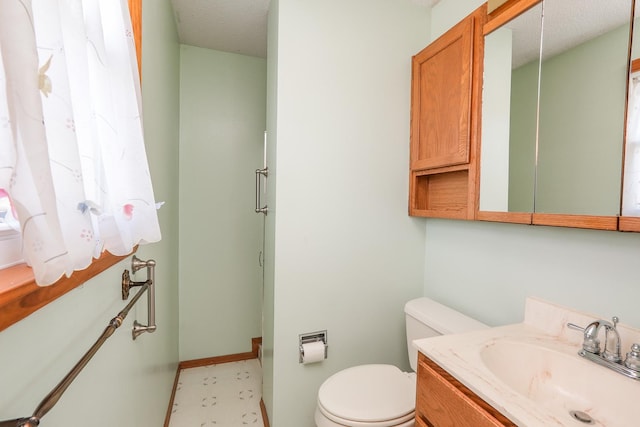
[
  {"x1": 415, "y1": 352, "x2": 516, "y2": 427},
  {"x1": 409, "y1": 5, "x2": 486, "y2": 219}
]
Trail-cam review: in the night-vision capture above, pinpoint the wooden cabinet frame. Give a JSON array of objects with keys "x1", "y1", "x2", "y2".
[
  {"x1": 477, "y1": 0, "x2": 632, "y2": 232},
  {"x1": 409, "y1": 4, "x2": 487, "y2": 219},
  {"x1": 416, "y1": 353, "x2": 517, "y2": 427}
]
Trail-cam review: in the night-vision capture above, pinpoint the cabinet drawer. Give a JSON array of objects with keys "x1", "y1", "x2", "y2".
[{"x1": 416, "y1": 353, "x2": 515, "y2": 427}]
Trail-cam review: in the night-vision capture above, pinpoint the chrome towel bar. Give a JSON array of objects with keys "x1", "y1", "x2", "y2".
[{"x1": 0, "y1": 279, "x2": 151, "y2": 427}]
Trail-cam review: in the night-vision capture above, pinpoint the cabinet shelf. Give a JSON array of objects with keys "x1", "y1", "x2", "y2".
[{"x1": 410, "y1": 169, "x2": 469, "y2": 219}]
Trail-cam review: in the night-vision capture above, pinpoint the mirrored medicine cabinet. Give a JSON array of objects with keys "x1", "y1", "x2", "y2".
[{"x1": 479, "y1": 0, "x2": 640, "y2": 231}]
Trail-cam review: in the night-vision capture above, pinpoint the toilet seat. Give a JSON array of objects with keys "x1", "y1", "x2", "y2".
[{"x1": 316, "y1": 364, "x2": 416, "y2": 427}]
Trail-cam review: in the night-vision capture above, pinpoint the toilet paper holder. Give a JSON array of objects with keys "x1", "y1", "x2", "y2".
[{"x1": 299, "y1": 330, "x2": 328, "y2": 363}]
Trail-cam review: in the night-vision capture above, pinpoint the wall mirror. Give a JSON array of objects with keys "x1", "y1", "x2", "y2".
[
  {"x1": 480, "y1": 0, "x2": 635, "y2": 229},
  {"x1": 535, "y1": 0, "x2": 631, "y2": 217},
  {"x1": 480, "y1": 1, "x2": 542, "y2": 217},
  {"x1": 622, "y1": 5, "x2": 640, "y2": 220}
]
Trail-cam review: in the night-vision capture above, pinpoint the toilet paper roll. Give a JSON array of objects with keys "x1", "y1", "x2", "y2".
[{"x1": 301, "y1": 341, "x2": 326, "y2": 364}]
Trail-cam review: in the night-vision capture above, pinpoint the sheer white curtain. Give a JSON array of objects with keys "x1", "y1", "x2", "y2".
[
  {"x1": 0, "y1": 0, "x2": 161, "y2": 286},
  {"x1": 623, "y1": 73, "x2": 640, "y2": 216}
]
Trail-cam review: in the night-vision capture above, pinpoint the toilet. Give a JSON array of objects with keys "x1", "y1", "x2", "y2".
[{"x1": 314, "y1": 297, "x2": 488, "y2": 427}]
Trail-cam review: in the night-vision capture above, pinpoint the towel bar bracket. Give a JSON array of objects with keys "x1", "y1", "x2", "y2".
[
  {"x1": 123, "y1": 255, "x2": 157, "y2": 340},
  {"x1": 121, "y1": 270, "x2": 149, "y2": 300}
]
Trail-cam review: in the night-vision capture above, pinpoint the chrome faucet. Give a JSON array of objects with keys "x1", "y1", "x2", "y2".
[
  {"x1": 581, "y1": 317, "x2": 621, "y2": 362},
  {"x1": 568, "y1": 316, "x2": 640, "y2": 381}
]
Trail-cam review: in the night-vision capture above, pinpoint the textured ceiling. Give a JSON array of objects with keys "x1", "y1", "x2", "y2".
[
  {"x1": 169, "y1": 0, "x2": 439, "y2": 58},
  {"x1": 506, "y1": 0, "x2": 632, "y2": 68},
  {"x1": 170, "y1": 0, "x2": 271, "y2": 58},
  {"x1": 168, "y1": 0, "x2": 634, "y2": 62}
]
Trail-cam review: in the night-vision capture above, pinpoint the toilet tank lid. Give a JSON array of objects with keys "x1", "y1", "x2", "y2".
[{"x1": 404, "y1": 298, "x2": 488, "y2": 335}]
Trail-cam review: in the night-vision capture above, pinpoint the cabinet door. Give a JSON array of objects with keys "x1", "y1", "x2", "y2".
[
  {"x1": 416, "y1": 353, "x2": 516, "y2": 427},
  {"x1": 408, "y1": 5, "x2": 485, "y2": 219},
  {"x1": 410, "y1": 16, "x2": 474, "y2": 170}
]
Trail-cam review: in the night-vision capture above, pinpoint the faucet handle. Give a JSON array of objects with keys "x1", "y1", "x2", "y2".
[
  {"x1": 567, "y1": 323, "x2": 585, "y2": 332},
  {"x1": 567, "y1": 322, "x2": 600, "y2": 354},
  {"x1": 601, "y1": 317, "x2": 622, "y2": 363},
  {"x1": 624, "y1": 343, "x2": 640, "y2": 372}
]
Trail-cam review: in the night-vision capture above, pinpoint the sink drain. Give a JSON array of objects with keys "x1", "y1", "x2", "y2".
[{"x1": 570, "y1": 410, "x2": 595, "y2": 424}]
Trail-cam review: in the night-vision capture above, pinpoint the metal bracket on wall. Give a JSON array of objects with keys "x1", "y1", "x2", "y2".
[
  {"x1": 121, "y1": 255, "x2": 157, "y2": 340},
  {"x1": 255, "y1": 167, "x2": 268, "y2": 215}
]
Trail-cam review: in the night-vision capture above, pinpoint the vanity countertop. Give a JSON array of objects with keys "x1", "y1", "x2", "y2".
[{"x1": 413, "y1": 297, "x2": 640, "y2": 427}]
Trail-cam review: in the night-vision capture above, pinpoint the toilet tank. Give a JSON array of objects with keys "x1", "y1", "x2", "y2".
[{"x1": 404, "y1": 297, "x2": 488, "y2": 372}]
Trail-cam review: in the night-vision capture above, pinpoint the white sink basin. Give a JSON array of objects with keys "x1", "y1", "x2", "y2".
[
  {"x1": 413, "y1": 299, "x2": 640, "y2": 427},
  {"x1": 480, "y1": 338, "x2": 639, "y2": 426}
]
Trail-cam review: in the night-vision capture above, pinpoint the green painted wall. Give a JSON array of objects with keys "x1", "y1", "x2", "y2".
[
  {"x1": 508, "y1": 59, "x2": 538, "y2": 213},
  {"x1": 0, "y1": 1, "x2": 181, "y2": 425},
  {"x1": 424, "y1": 218, "x2": 640, "y2": 328},
  {"x1": 536, "y1": 24, "x2": 628, "y2": 215},
  {"x1": 264, "y1": 1, "x2": 429, "y2": 425},
  {"x1": 262, "y1": 0, "x2": 279, "y2": 419},
  {"x1": 178, "y1": 47, "x2": 266, "y2": 361}
]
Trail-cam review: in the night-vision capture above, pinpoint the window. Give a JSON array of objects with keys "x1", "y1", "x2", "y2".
[
  {"x1": 0, "y1": 189, "x2": 21, "y2": 269},
  {"x1": 0, "y1": 0, "x2": 144, "y2": 332}
]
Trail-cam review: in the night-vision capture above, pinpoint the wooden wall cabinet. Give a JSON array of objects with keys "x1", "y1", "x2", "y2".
[
  {"x1": 415, "y1": 353, "x2": 517, "y2": 427},
  {"x1": 409, "y1": 5, "x2": 486, "y2": 219}
]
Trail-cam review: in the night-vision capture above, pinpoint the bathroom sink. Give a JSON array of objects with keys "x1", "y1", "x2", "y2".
[
  {"x1": 413, "y1": 298, "x2": 640, "y2": 426},
  {"x1": 479, "y1": 338, "x2": 639, "y2": 426}
]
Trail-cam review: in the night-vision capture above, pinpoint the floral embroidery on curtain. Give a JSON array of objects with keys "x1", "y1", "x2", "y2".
[{"x1": 0, "y1": 0, "x2": 161, "y2": 286}]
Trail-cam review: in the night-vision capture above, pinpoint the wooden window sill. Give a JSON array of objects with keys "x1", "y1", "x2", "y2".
[{"x1": 0, "y1": 250, "x2": 133, "y2": 332}]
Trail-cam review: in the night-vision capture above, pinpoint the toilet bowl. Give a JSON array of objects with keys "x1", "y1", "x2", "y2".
[
  {"x1": 314, "y1": 364, "x2": 416, "y2": 427},
  {"x1": 314, "y1": 298, "x2": 487, "y2": 427}
]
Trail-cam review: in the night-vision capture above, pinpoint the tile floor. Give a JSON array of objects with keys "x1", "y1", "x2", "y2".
[{"x1": 168, "y1": 358, "x2": 265, "y2": 426}]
